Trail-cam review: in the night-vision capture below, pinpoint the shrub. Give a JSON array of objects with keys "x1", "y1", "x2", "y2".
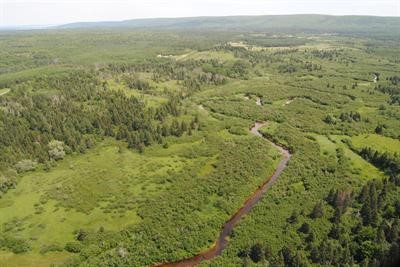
[
  {"x1": 228, "y1": 126, "x2": 247, "y2": 135},
  {"x1": 249, "y1": 243, "x2": 264, "y2": 263},
  {"x1": 15, "y1": 159, "x2": 37, "y2": 173},
  {"x1": 40, "y1": 244, "x2": 63, "y2": 254},
  {"x1": 323, "y1": 114, "x2": 336, "y2": 124},
  {"x1": 310, "y1": 202, "x2": 324, "y2": 219},
  {"x1": 65, "y1": 242, "x2": 83, "y2": 253},
  {"x1": 75, "y1": 229, "x2": 88, "y2": 241},
  {"x1": 0, "y1": 171, "x2": 16, "y2": 193},
  {"x1": 0, "y1": 236, "x2": 31, "y2": 254},
  {"x1": 48, "y1": 140, "x2": 66, "y2": 160},
  {"x1": 298, "y1": 222, "x2": 311, "y2": 234}
]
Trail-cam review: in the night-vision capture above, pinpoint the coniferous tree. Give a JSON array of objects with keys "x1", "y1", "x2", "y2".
[
  {"x1": 311, "y1": 202, "x2": 324, "y2": 219},
  {"x1": 249, "y1": 243, "x2": 264, "y2": 263}
]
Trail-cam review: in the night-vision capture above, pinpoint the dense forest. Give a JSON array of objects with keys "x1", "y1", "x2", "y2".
[
  {"x1": 0, "y1": 15, "x2": 400, "y2": 267},
  {"x1": 0, "y1": 71, "x2": 199, "y2": 196}
]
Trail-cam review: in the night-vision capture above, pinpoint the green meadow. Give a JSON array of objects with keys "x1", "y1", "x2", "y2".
[
  {"x1": 351, "y1": 134, "x2": 400, "y2": 154},
  {"x1": 0, "y1": 138, "x2": 196, "y2": 265}
]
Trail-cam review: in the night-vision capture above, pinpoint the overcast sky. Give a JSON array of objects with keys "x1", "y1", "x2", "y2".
[{"x1": 1, "y1": 0, "x2": 399, "y2": 27}]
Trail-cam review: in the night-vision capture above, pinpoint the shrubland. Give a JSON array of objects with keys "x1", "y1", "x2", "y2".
[{"x1": 0, "y1": 24, "x2": 399, "y2": 267}]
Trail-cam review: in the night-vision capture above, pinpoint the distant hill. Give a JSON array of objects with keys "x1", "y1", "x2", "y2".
[{"x1": 57, "y1": 14, "x2": 400, "y2": 36}]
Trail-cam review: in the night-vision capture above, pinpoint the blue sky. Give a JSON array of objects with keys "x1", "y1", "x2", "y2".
[{"x1": 1, "y1": 0, "x2": 399, "y2": 26}]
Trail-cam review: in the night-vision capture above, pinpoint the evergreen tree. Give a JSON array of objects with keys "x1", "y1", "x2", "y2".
[
  {"x1": 311, "y1": 201, "x2": 324, "y2": 219},
  {"x1": 249, "y1": 243, "x2": 264, "y2": 263}
]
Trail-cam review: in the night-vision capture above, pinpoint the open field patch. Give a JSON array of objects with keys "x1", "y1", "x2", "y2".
[{"x1": 350, "y1": 134, "x2": 400, "y2": 154}]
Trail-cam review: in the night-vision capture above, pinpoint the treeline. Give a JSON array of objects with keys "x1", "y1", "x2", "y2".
[
  {"x1": 375, "y1": 84, "x2": 400, "y2": 105},
  {"x1": 309, "y1": 49, "x2": 343, "y2": 60},
  {"x1": 229, "y1": 125, "x2": 400, "y2": 267},
  {"x1": 216, "y1": 44, "x2": 290, "y2": 66},
  {"x1": 122, "y1": 73, "x2": 151, "y2": 90},
  {"x1": 323, "y1": 111, "x2": 362, "y2": 124},
  {"x1": 102, "y1": 59, "x2": 229, "y2": 88},
  {"x1": 222, "y1": 44, "x2": 331, "y2": 75},
  {"x1": 243, "y1": 36, "x2": 307, "y2": 48},
  {"x1": 0, "y1": 71, "x2": 197, "y2": 195},
  {"x1": 339, "y1": 111, "x2": 361, "y2": 122},
  {"x1": 358, "y1": 147, "x2": 400, "y2": 176},
  {"x1": 237, "y1": 177, "x2": 400, "y2": 267},
  {"x1": 387, "y1": 76, "x2": 400, "y2": 86},
  {"x1": 317, "y1": 179, "x2": 400, "y2": 266},
  {"x1": 343, "y1": 138, "x2": 400, "y2": 177}
]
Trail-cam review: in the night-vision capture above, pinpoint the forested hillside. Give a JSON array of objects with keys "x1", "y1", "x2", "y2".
[
  {"x1": 0, "y1": 16, "x2": 399, "y2": 267},
  {"x1": 58, "y1": 15, "x2": 400, "y2": 37}
]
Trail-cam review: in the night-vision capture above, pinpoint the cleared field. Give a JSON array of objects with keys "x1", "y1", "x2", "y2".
[
  {"x1": 351, "y1": 134, "x2": 400, "y2": 154},
  {"x1": 107, "y1": 79, "x2": 168, "y2": 107},
  {"x1": 310, "y1": 134, "x2": 384, "y2": 180},
  {"x1": 328, "y1": 135, "x2": 385, "y2": 180}
]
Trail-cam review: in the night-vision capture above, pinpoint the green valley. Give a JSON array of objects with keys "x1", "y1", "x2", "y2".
[{"x1": 0, "y1": 14, "x2": 399, "y2": 267}]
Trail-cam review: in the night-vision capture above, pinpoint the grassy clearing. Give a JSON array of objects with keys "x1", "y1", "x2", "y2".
[
  {"x1": 177, "y1": 50, "x2": 235, "y2": 62},
  {"x1": 107, "y1": 79, "x2": 168, "y2": 107},
  {"x1": 350, "y1": 134, "x2": 400, "y2": 154},
  {"x1": 309, "y1": 133, "x2": 384, "y2": 180},
  {"x1": 329, "y1": 135, "x2": 385, "y2": 180},
  {"x1": 311, "y1": 134, "x2": 337, "y2": 156},
  {"x1": 0, "y1": 251, "x2": 72, "y2": 267},
  {"x1": 0, "y1": 138, "x2": 198, "y2": 266}
]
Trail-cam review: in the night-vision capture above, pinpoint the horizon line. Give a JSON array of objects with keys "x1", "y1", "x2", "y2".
[{"x1": 1, "y1": 13, "x2": 399, "y2": 29}]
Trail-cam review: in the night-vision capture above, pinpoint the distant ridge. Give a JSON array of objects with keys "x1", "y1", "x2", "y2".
[{"x1": 57, "y1": 14, "x2": 400, "y2": 35}]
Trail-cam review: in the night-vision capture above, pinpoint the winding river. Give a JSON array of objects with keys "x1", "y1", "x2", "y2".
[{"x1": 151, "y1": 122, "x2": 291, "y2": 267}]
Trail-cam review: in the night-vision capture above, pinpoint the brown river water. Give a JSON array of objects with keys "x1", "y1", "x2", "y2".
[{"x1": 151, "y1": 122, "x2": 291, "y2": 267}]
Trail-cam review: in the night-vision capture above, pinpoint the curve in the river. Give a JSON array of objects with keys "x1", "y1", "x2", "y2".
[{"x1": 151, "y1": 122, "x2": 291, "y2": 267}]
